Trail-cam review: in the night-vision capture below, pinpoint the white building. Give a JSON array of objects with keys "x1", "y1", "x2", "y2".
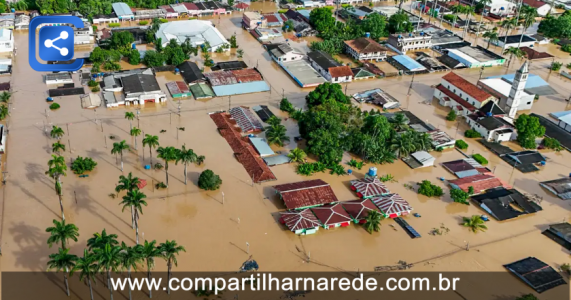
[
  {"x1": 14, "y1": 14, "x2": 29, "y2": 30},
  {"x1": 0, "y1": 29, "x2": 14, "y2": 53},
  {"x1": 74, "y1": 22, "x2": 94, "y2": 45},
  {"x1": 45, "y1": 73, "x2": 73, "y2": 85},
  {"x1": 434, "y1": 72, "x2": 496, "y2": 116},
  {"x1": 92, "y1": 14, "x2": 120, "y2": 25},
  {"x1": 100, "y1": 69, "x2": 167, "y2": 106},
  {"x1": 266, "y1": 43, "x2": 304, "y2": 63},
  {"x1": 486, "y1": 0, "x2": 517, "y2": 16},
  {"x1": 445, "y1": 46, "x2": 506, "y2": 68},
  {"x1": 494, "y1": 35, "x2": 537, "y2": 49},
  {"x1": 466, "y1": 114, "x2": 515, "y2": 142},
  {"x1": 523, "y1": 0, "x2": 553, "y2": 17},
  {"x1": 307, "y1": 50, "x2": 353, "y2": 83},
  {"x1": 155, "y1": 20, "x2": 229, "y2": 52},
  {"x1": 387, "y1": 32, "x2": 432, "y2": 53},
  {"x1": 344, "y1": 38, "x2": 388, "y2": 61}
]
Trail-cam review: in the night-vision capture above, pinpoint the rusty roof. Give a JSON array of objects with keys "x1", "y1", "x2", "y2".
[
  {"x1": 328, "y1": 66, "x2": 353, "y2": 78},
  {"x1": 205, "y1": 69, "x2": 263, "y2": 86},
  {"x1": 311, "y1": 203, "x2": 352, "y2": 226},
  {"x1": 449, "y1": 174, "x2": 511, "y2": 192},
  {"x1": 341, "y1": 199, "x2": 380, "y2": 221},
  {"x1": 229, "y1": 106, "x2": 263, "y2": 133},
  {"x1": 280, "y1": 209, "x2": 321, "y2": 231},
  {"x1": 344, "y1": 38, "x2": 388, "y2": 54},
  {"x1": 520, "y1": 47, "x2": 553, "y2": 60},
  {"x1": 442, "y1": 72, "x2": 493, "y2": 103},
  {"x1": 231, "y1": 69, "x2": 263, "y2": 83},
  {"x1": 274, "y1": 179, "x2": 338, "y2": 210}
]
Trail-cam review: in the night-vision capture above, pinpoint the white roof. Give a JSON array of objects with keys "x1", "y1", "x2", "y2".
[
  {"x1": 411, "y1": 151, "x2": 435, "y2": 166},
  {"x1": 112, "y1": 3, "x2": 134, "y2": 17},
  {"x1": 479, "y1": 78, "x2": 531, "y2": 98},
  {"x1": 558, "y1": 113, "x2": 571, "y2": 126},
  {"x1": 447, "y1": 49, "x2": 479, "y2": 65},
  {"x1": 171, "y1": 4, "x2": 188, "y2": 13},
  {"x1": 244, "y1": 11, "x2": 262, "y2": 20},
  {"x1": 155, "y1": 20, "x2": 228, "y2": 48},
  {"x1": 0, "y1": 29, "x2": 11, "y2": 42}
]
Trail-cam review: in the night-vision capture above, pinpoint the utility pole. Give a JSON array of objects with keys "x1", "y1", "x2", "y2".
[
  {"x1": 246, "y1": 242, "x2": 250, "y2": 254},
  {"x1": 479, "y1": 66, "x2": 485, "y2": 80},
  {"x1": 407, "y1": 73, "x2": 415, "y2": 96},
  {"x1": 136, "y1": 108, "x2": 140, "y2": 128},
  {"x1": 549, "y1": 57, "x2": 555, "y2": 74},
  {"x1": 66, "y1": 123, "x2": 69, "y2": 135},
  {"x1": 228, "y1": 95, "x2": 231, "y2": 111}
]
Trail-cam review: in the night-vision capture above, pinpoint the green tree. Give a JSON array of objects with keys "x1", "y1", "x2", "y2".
[
  {"x1": 0, "y1": 104, "x2": 7, "y2": 120},
  {"x1": 514, "y1": 114, "x2": 545, "y2": 149},
  {"x1": 417, "y1": 180, "x2": 444, "y2": 197},
  {"x1": 389, "y1": 113, "x2": 409, "y2": 131},
  {"x1": 141, "y1": 240, "x2": 161, "y2": 299},
  {"x1": 47, "y1": 155, "x2": 67, "y2": 221},
  {"x1": 309, "y1": 7, "x2": 335, "y2": 32},
  {"x1": 288, "y1": 148, "x2": 307, "y2": 163},
  {"x1": 120, "y1": 190, "x2": 147, "y2": 244},
  {"x1": 390, "y1": 132, "x2": 417, "y2": 158},
  {"x1": 446, "y1": 110, "x2": 457, "y2": 121},
  {"x1": 198, "y1": 169, "x2": 222, "y2": 191},
  {"x1": 518, "y1": 6, "x2": 538, "y2": 48},
  {"x1": 128, "y1": 49, "x2": 140, "y2": 65},
  {"x1": 450, "y1": 188, "x2": 470, "y2": 205},
  {"x1": 156, "y1": 146, "x2": 178, "y2": 187},
  {"x1": 265, "y1": 124, "x2": 289, "y2": 146},
  {"x1": 50, "y1": 125, "x2": 65, "y2": 140},
  {"x1": 267, "y1": 116, "x2": 282, "y2": 127},
  {"x1": 93, "y1": 243, "x2": 122, "y2": 300},
  {"x1": 475, "y1": 0, "x2": 492, "y2": 43},
  {"x1": 143, "y1": 50, "x2": 165, "y2": 67},
  {"x1": 229, "y1": 34, "x2": 238, "y2": 48},
  {"x1": 130, "y1": 127, "x2": 141, "y2": 150},
  {"x1": 0, "y1": 91, "x2": 11, "y2": 103},
  {"x1": 111, "y1": 140, "x2": 129, "y2": 172},
  {"x1": 283, "y1": 20, "x2": 295, "y2": 32},
  {"x1": 110, "y1": 31, "x2": 135, "y2": 52},
  {"x1": 47, "y1": 248, "x2": 78, "y2": 297},
  {"x1": 387, "y1": 13, "x2": 413, "y2": 34},
  {"x1": 363, "y1": 210, "x2": 383, "y2": 234},
  {"x1": 124, "y1": 112, "x2": 135, "y2": 131},
  {"x1": 120, "y1": 242, "x2": 143, "y2": 300},
  {"x1": 237, "y1": 49, "x2": 244, "y2": 58},
  {"x1": 280, "y1": 97, "x2": 295, "y2": 113},
  {"x1": 483, "y1": 29, "x2": 499, "y2": 49},
  {"x1": 52, "y1": 141, "x2": 66, "y2": 154},
  {"x1": 175, "y1": 144, "x2": 198, "y2": 185},
  {"x1": 462, "y1": 215, "x2": 488, "y2": 233},
  {"x1": 543, "y1": 137, "x2": 562, "y2": 151},
  {"x1": 360, "y1": 13, "x2": 387, "y2": 40},
  {"x1": 159, "y1": 240, "x2": 186, "y2": 294},
  {"x1": 46, "y1": 219, "x2": 79, "y2": 250},
  {"x1": 499, "y1": 18, "x2": 518, "y2": 49},
  {"x1": 164, "y1": 39, "x2": 188, "y2": 66},
  {"x1": 142, "y1": 134, "x2": 159, "y2": 166},
  {"x1": 306, "y1": 82, "x2": 348, "y2": 108},
  {"x1": 72, "y1": 249, "x2": 98, "y2": 300},
  {"x1": 203, "y1": 52, "x2": 213, "y2": 67},
  {"x1": 115, "y1": 172, "x2": 141, "y2": 229},
  {"x1": 87, "y1": 229, "x2": 118, "y2": 251},
  {"x1": 537, "y1": 10, "x2": 571, "y2": 38},
  {"x1": 503, "y1": 47, "x2": 525, "y2": 69}
]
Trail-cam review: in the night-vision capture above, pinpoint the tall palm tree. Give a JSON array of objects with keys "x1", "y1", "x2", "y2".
[
  {"x1": 175, "y1": 145, "x2": 197, "y2": 185},
  {"x1": 413, "y1": 132, "x2": 433, "y2": 151},
  {"x1": 46, "y1": 219, "x2": 79, "y2": 250},
  {"x1": 72, "y1": 249, "x2": 98, "y2": 300},
  {"x1": 265, "y1": 125, "x2": 289, "y2": 146},
  {"x1": 141, "y1": 240, "x2": 161, "y2": 299},
  {"x1": 94, "y1": 243, "x2": 122, "y2": 300},
  {"x1": 156, "y1": 146, "x2": 178, "y2": 187},
  {"x1": 51, "y1": 125, "x2": 65, "y2": 140},
  {"x1": 120, "y1": 190, "x2": 147, "y2": 244},
  {"x1": 47, "y1": 155, "x2": 67, "y2": 221},
  {"x1": 47, "y1": 248, "x2": 78, "y2": 297},
  {"x1": 120, "y1": 242, "x2": 143, "y2": 300},
  {"x1": 500, "y1": 18, "x2": 517, "y2": 51},
  {"x1": 266, "y1": 116, "x2": 282, "y2": 127},
  {"x1": 475, "y1": 0, "x2": 492, "y2": 45},
  {"x1": 116, "y1": 173, "x2": 141, "y2": 229},
  {"x1": 87, "y1": 229, "x2": 119, "y2": 251},
  {"x1": 125, "y1": 112, "x2": 135, "y2": 131},
  {"x1": 389, "y1": 113, "x2": 409, "y2": 131},
  {"x1": 390, "y1": 132, "x2": 417, "y2": 158},
  {"x1": 483, "y1": 29, "x2": 499, "y2": 49},
  {"x1": 159, "y1": 240, "x2": 186, "y2": 295},
  {"x1": 462, "y1": 215, "x2": 488, "y2": 233},
  {"x1": 503, "y1": 47, "x2": 525, "y2": 68},
  {"x1": 518, "y1": 6, "x2": 538, "y2": 48},
  {"x1": 130, "y1": 127, "x2": 141, "y2": 150},
  {"x1": 111, "y1": 140, "x2": 129, "y2": 172},
  {"x1": 287, "y1": 148, "x2": 307, "y2": 163},
  {"x1": 363, "y1": 210, "x2": 383, "y2": 234},
  {"x1": 142, "y1": 134, "x2": 159, "y2": 165},
  {"x1": 52, "y1": 141, "x2": 66, "y2": 154}
]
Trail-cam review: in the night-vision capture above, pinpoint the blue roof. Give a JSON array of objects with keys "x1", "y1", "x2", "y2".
[
  {"x1": 249, "y1": 137, "x2": 275, "y2": 156},
  {"x1": 487, "y1": 74, "x2": 547, "y2": 89},
  {"x1": 212, "y1": 81, "x2": 270, "y2": 96},
  {"x1": 298, "y1": 10, "x2": 310, "y2": 18},
  {"x1": 393, "y1": 55, "x2": 426, "y2": 71},
  {"x1": 112, "y1": 3, "x2": 133, "y2": 17},
  {"x1": 551, "y1": 111, "x2": 571, "y2": 119}
]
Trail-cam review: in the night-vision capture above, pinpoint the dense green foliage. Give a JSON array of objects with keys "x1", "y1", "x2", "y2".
[
  {"x1": 198, "y1": 169, "x2": 222, "y2": 191},
  {"x1": 87, "y1": 80, "x2": 98, "y2": 87},
  {"x1": 143, "y1": 50, "x2": 165, "y2": 67},
  {"x1": 451, "y1": 188, "x2": 470, "y2": 205},
  {"x1": 446, "y1": 110, "x2": 457, "y2": 121},
  {"x1": 464, "y1": 129, "x2": 482, "y2": 138},
  {"x1": 443, "y1": 14, "x2": 456, "y2": 23},
  {"x1": 91, "y1": 86, "x2": 100, "y2": 92},
  {"x1": 71, "y1": 156, "x2": 98, "y2": 174},
  {"x1": 128, "y1": 49, "x2": 140, "y2": 65},
  {"x1": 306, "y1": 82, "x2": 349, "y2": 108},
  {"x1": 514, "y1": 114, "x2": 545, "y2": 149},
  {"x1": 515, "y1": 295, "x2": 539, "y2": 300},
  {"x1": 543, "y1": 137, "x2": 562, "y2": 151},
  {"x1": 348, "y1": 159, "x2": 364, "y2": 170},
  {"x1": 283, "y1": 20, "x2": 295, "y2": 32},
  {"x1": 387, "y1": 13, "x2": 414, "y2": 34},
  {"x1": 363, "y1": 210, "x2": 383, "y2": 234},
  {"x1": 110, "y1": 31, "x2": 134, "y2": 53},
  {"x1": 296, "y1": 162, "x2": 327, "y2": 176},
  {"x1": 280, "y1": 97, "x2": 295, "y2": 113},
  {"x1": 552, "y1": 61, "x2": 563, "y2": 71},
  {"x1": 455, "y1": 140, "x2": 468, "y2": 150},
  {"x1": 538, "y1": 10, "x2": 571, "y2": 38},
  {"x1": 287, "y1": 148, "x2": 307, "y2": 163},
  {"x1": 472, "y1": 154, "x2": 488, "y2": 165},
  {"x1": 49, "y1": 103, "x2": 60, "y2": 110},
  {"x1": 139, "y1": 20, "x2": 148, "y2": 25},
  {"x1": 418, "y1": 180, "x2": 444, "y2": 197}
]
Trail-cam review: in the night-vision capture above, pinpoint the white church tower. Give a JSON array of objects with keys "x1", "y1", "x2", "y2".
[{"x1": 506, "y1": 61, "x2": 529, "y2": 118}]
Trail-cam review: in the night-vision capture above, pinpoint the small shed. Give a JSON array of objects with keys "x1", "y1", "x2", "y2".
[
  {"x1": 249, "y1": 137, "x2": 275, "y2": 157},
  {"x1": 543, "y1": 223, "x2": 571, "y2": 250},
  {"x1": 310, "y1": 203, "x2": 352, "y2": 229},
  {"x1": 263, "y1": 155, "x2": 291, "y2": 166},
  {"x1": 504, "y1": 257, "x2": 567, "y2": 293},
  {"x1": 371, "y1": 193, "x2": 413, "y2": 218},
  {"x1": 189, "y1": 83, "x2": 215, "y2": 100},
  {"x1": 350, "y1": 177, "x2": 390, "y2": 199},
  {"x1": 166, "y1": 81, "x2": 192, "y2": 98},
  {"x1": 411, "y1": 151, "x2": 435, "y2": 167},
  {"x1": 279, "y1": 209, "x2": 321, "y2": 235},
  {"x1": 341, "y1": 199, "x2": 380, "y2": 224}
]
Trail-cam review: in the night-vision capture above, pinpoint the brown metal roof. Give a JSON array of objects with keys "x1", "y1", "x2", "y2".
[
  {"x1": 328, "y1": 66, "x2": 353, "y2": 78},
  {"x1": 280, "y1": 209, "x2": 321, "y2": 231},
  {"x1": 341, "y1": 199, "x2": 380, "y2": 220},
  {"x1": 344, "y1": 38, "x2": 388, "y2": 54},
  {"x1": 274, "y1": 179, "x2": 338, "y2": 210},
  {"x1": 442, "y1": 72, "x2": 493, "y2": 103},
  {"x1": 310, "y1": 203, "x2": 352, "y2": 225}
]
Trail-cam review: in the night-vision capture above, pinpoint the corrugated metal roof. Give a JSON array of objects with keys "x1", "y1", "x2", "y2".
[
  {"x1": 280, "y1": 209, "x2": 321, "y2": 232},
  {"x1": 274, "y1": 179, "x2": 338, "y2": 210},
  {"x1": 112, "y1": 2, "x2": 134, "y2": 16},
  {"x1": 311, "y1": 203, "x2": 352, "y2": 226},
  {"x1": 263, "y1": 155, "x2": 291, "y2": 166},
  {"x1": 229, "y1": 106, "x2": 263, "y2": 133},
  {"x1": 371, "y1": 193, "x2": 413, "y2": 215},
  {"x1": 212, "y1": 81, "x2": 270, "y2": 96},
  {"x1": 189, "y1": 83, "x2": 214, "y2": 99},
  {"x1": 249, "y1": 137, "x2": 275, "y2": 156},
  {"x1": 393, "y1": 55, "x2": 426, "y2": 72}
]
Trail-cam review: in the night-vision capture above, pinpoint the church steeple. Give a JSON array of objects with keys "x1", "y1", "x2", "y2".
[{"x1": 506, "y1": 61, "x2": 529, "y2": 118}]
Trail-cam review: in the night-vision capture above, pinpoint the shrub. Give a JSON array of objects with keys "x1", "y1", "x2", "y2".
[
  {"x1": 108, "y1": 23, "x2": 121, "y2": 28},
  {"x1": 159, "y1": 18, "x2": 168, "y2": 23},
  {"x1": 297, "y1": 162, "x2": 314, "y2": 176},
  {"x1": 88, "y1": 80, "x2": 98, "y2": 87},
  {"x1": 543, "y1": 137, "x2": 562, "y2": 151},
  {"x1": 562, "y1": 44, "x2": 571, "y2": 53},
  {"x1": 92, "y1": 25, "x2": 97, "y2": 31},
  {"x1": 155, "y1": 182, "x2": 167, "y2": 189},
  {"x1": 551, "y1": 61, "x2": 563, "y2": 71},
  {"x1": 49, "y1": 103, "x2": 60, "y2": 110},
  {"x1": 561, "y1": 263, "x2": 571, "y2": 275},
  {"x1": 291, "y1": 109, "x2": 304, "y2": 120},
  {"x1": 280, "y1": 97, "x2": 295, "y2": 113},
  {"x1": 329, "y1": 164, "x2": 346, "y2": 176},
  {"x1": 515, "y1": 294, "x2": 539, "y2": 300},
  {"x1": 418, "y1": 180, "x2": 444, "y2": 197},
  {"x1": 139, "y1": 20, "x2": 149, "y2": 25},
  {"x1": 443, "y1": 14, "x2": 456, "y2": 22},
  {"x1": 450, "y1": 188, "x2": 470, "y2": 205},
  {"x1": 455, "y1": 139, "x2": 469, "y2": 150},
  {"x1": 347, "y1": 159, "x2": 364, "y2": 170},
  {"x1": 468, "y1": 186, "x2": 475, "y2": 195},
  {"x1": 379, "y1": 174, "x2": 394, "y2": 182},
  {"x1": 278, "y1": 9, "x2": 287, "y2": 13},
  {"x1": 446, "y1": 110, "x2": 457, "y2": 121},
  {"x1": 567, "y1": 63, "x2": 571, "y2": 69},
  {"x1": 464, "y1": 129, "x2": 482, "y2": 138},
  {"x1": 472, "y1": 154, "x2": 488, "y2": 165},
  {"x1": 71, "y1": 156, "x2": 97, "y2": 174},
  {"x1": 91, "y1": 86, "x2": 100, "y2": 92},
  {"x1": 198, "y1": 169, "x2": 222, "y2": 190},
  {"x1": 154, "y1": 163, "x2": 163, "y2": 170}
]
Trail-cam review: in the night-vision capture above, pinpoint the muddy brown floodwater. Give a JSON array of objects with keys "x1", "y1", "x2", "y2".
[{"x1": 1, "y1": 4, "x2": 571, "y2": 299}]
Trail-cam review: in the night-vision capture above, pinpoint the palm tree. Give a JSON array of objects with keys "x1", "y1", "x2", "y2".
[
  {"x1": 389, "y1": 113, "x2": 409, "y2": 131},
  {"x1": 141, "y1": 240, "x2": 161, "y2": 298},
  {"x1": 0, "y1": 91, "x2": 11, "y2": 103},
  {"x1": 449, "y1": 5, "x2": 463, "y2": 29},
  {"x1": 265, "y1": 125, "x2": 289, "y2": 146},
  {"x1": 46, "y1": 219, "x2": 79, "y2": 250},
  {"x1": 156, "y1": 146, "x2": 178, "y2": 187},
  {"x1": 363, "y1": 210, "x2": 383, "y2": 234},
  {"x1": 47, "y1": 155, "x2": 67, "y2": 220},
  {"x1": 503, "y1": 47, "x2": 525, "y2": 68},
  {"x1": 142, "y1": 134, "x2": 159, "y2": 165},
  {"x1": 0, "y1": 105, "x2": 8, "y2": 120},
  {"x1": 72, "y1": 249, "x2": 98, "y2": 300},
  {"x1": 111, "y1": 140, "x2": 129, "y2": 172},
  {"x1": 87, "y1": 229, "x2": 119, "y2": 251},
  {"x1": 130, "y1": 127, "x2": 141, "y2": 150},
  {"x1": 125, "y1": 112, "x2": 135, "y2": 131},
  {"x1": 390, "y1": 132, "x2": 417, "y2": 158},
  {"x1": 120, "y1": 242, "x2": 143, "y2": 300},
  {"x1": 196, "y1": 155, "x2": 205, "y2": 165},
  {"x1": 499, "y1": 18, "x2": 517, "y2": 51},
  {"x1": 51, "y1": 125, "x2": 65, "y2": 140},
  {"x1": 47, "y1": 248, "x2": 78, "y2": 297},
  {"x1": 475, "y1": 0, "x2": 492, "y2": 44},
  {"x1": 159, "y1": 240, "x2": 186, "y2": 295},
  {"x1": 266, "y1": 116, "x2": 282, "y2": 127},
  {"x1": 94, "y1": 243, "x2": 122, "y2": 300},
  {"x1": 52, "y1": 141, "x2": 66, "y2": 154},
  {"x1": 483, "y1": 29, "x2": 499, "y2": 49},
  {"x1": 413, "y1": 132, "x2": 433, "y2": 152},
  {"x1": 120, "y1": 190, "x2": 147, "y2": 244},
  {"x1": 116, "y1": 173, "x2": 141, "y2": 229},
  {"x1": 518, "y1": 6, "x2": 538, "y2": 48},
  {"x1": 287, "y1": 148, "x2": 307, "y2": 163},
  {"x1": 462, "y1": 215, "x2": 488, "y2": 233},
  {"x1": 175, "y1": 144, "x2": 197, "y2": 185}
]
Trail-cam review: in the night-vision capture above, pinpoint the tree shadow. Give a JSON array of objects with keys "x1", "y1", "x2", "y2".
[
  {"x1": 85, "y1": 148, "x2": 118, "y2": 170},
  {"x1": 9, "y1": 222, "x2": 50, "y2": 271},
  {"x1": 11, "y1": 180, "x2": 60, "y2": 219},
  {"x1": 24, "y1": 162, "x2": 53, "y2": 190}
]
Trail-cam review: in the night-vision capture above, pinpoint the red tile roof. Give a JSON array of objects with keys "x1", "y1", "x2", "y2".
[
  {"x1": 442, "y1": 72, "x2": 493, "y2": 103},
  {"x1": 329, "y1": 66, "x2": 353, "y2": 78},
  {"x1": 280, "y1": 209, "x2": 321, "y2": 231},
  {"x1": 520, "y1": 47, "x2": 553, "y2": 60},
  {"x1": 341, "y1": 199, "x2": 380, "y2": 221},
  {"x1": 522, "y1": 0, "x2": 547, "y2": 8},
  {"x1": 159, "y1": 5, "x2": 175, "y2": 13},
  {"x1": 310, "y1": 203, "x2": 352, "y2": 226},
  {"x1": 436, "y1": 84, "x2": 477, "y2": 112},
  {"x1": 344, "y1": 38, "x2": 388, "y2": 54},
  {"x1": 448, "y1": 174, "x2": 511, "y2": 193},
  {"x1": 183, "y1": 2, "x2": 199, "y2": 10},
  {"x1": 274, "y1": 179, "x2": 338, "y2": 210},
  {"x1": 350, "y1": 177, "x2": 390, "y2": 198},
  {"x1": 234, "y1": 2, "x2": 249, "y2": 8}
]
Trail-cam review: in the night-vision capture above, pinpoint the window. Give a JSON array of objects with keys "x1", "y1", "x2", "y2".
[{"x1": 527, "y1": 102, "x2": 531, "y2": 105}]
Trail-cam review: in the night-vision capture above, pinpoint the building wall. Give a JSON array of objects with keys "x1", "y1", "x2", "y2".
[
  {"x1": 466, "y1": 117, "x2": 492, "y2": 139},
  {"x1": 497, "y1": 39, "x2": 535, "y2": 49},
  {"x1": 308, "y1": 58, "x2": 331, "y2": 81},
  {"x1": 492, "y1": 129, "x2": 513, "y2": 142},
  {"x1": 331, "y1": 75, "x2": 352, "y2": 83},
  {"x1": 344, "y1": 44, "x2": 387, "y2": 61},
  {"x1": 441, "y1": 78, "x2": 490, "y2": 109},
  {"x1": 433, "y1": 88, "x2": 470, "y2": 116},
  {"x1": 387, "y1": 35, "x2": 432, "y2": 53},
  {"x1": 276, "y1": 51, "x2": 304, "y2": 62},
  {"x1": 93, "y1": 17, "x2": 120, "y2": 24}
]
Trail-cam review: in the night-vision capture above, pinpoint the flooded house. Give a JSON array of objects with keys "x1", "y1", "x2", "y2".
[
  {"x1": 351, "y1": 177, "x2": 390, "y2": 199},
  {"x1": 307, "y1": 50, "x2": 353, "y2": 83},
  {"x1": 344, "y1": 37, "x2": 388, "y2": 61},
  {"x1": 543, "y1": 222, "x2": 571, "y2": 250},
  {"x1": 279, "y1": 209, "x2": 321, "y2": 235},
  {"x1": 471, "y1": 187, "x2": 542, "y2": 221},
  {"x1": 434, "y1": 72, "x2": 495, "y2": 116},
  {"x1": 540, "y1": 177, "x2": 571, "y2": 199},
  {"x1": 311, "y1": 203, "x2": 353, "y2": 229},
  {"x1": 112, "y1": 2, "x2": 135, "y2": 21},
  {"x1": 273, "y1": 179, "x2": 338, "y2": 210},
  {"x1": 341, "y1": 199, "x2": 381, "y2": 224},
  {"x1": 370, "y1": 193, "x2": 413, "y2": 218}
]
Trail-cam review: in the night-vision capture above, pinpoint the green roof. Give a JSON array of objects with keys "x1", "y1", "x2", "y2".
[{"x1": 190, "y1": 83, "x2": 215, "y2": 99}]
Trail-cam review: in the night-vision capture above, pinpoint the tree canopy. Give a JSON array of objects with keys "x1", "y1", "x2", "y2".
[
  {"x1": 514, "y1": 114, "x2": 546, "y2": 149},
  {"x1": 538, "y1": 10, "x2": 571, "y2": 38},
  {"x1": 387, "y1": 13, "x2": 414, "y2": 34},
  {"x1": 143, "y1": 50, "x2": 165, "y2": 67},
  {"x1": 198, "y1": 169, "x2": 222, "y2": 191}
]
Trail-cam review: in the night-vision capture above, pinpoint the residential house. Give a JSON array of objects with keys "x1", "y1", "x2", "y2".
[
  {"x1": 494, "y1": 35, "x2": 537, "y2": 49},
  {"x1": 522, "y1": 0, "x2": 553, "y2": 16},
  {"x1": 252, "y1": 27, "x2": 283, "y2": 41},
  {"x1": 449, "y1": 174, "x2": 511, "y2": 193},
  {"x1": 466, "y1": 114, "x2": 515, "y2": 142},
  {"x1": 14, "y1": 14, "x2": 29, "y2": 30},
  {"x1": 279, "y1": 209, "x2": 321, "y2": 235},
  {"x1": 92, "y1": 14, "x2": 119, "y2": 25},
  {"x1": 543, "y1": 223, "x2": 571, "y2": 250},
  {"x1": 263, "y1": 13, "x2": 287, "y2": 27},
  {"x1": 242, "y1": 11, "x2": 266, "y2": 29},
  {"x1": 471, "y1": 187, "x2": 542, "y2": 221},
  {"x1": 273, "y1": 179, "x2": 339, "y2": 210},
  {"x1": 344, "y1": 37, "x2": 388, "y2": 61},
  {"x1": 540, "y1": 177, "x2": 571, "y2": 199},
  {"x1": 178, "y1": 61, "x2": 204, "y2": 85},
  {"x1": 121, "y1": 74, "x2": 167, "y2": 104},
  {"x1": 0, "y1": 29, "x2": 14, "y2": 53},
  {"x1": 133, "y1": 8, "x2": 167, "y2": 20},
  {"x1": 112, "y1": 2, "x2": 135, "y2": 21},
  {"x1": 265, "y1": 43, "x2": 304, "y2": 63},
  {"x1": 307, "y1": 50, "x2": 353, "y2": 83},
  {"x1": 429, "y1": 130, "x2": 456, "y2": 150},
  {"x1": 433, "y1": 72, "x2": 496, "y2": 116},
  {"x1": 74, "y1": 22, "x2": 94, "y2": 45},
  {"x1": 233, "y1": 2, "x2": 250, "y2": 11},
  {"x1": 387, "y1": 32, "x2": 432, "y2": 53},
  {"x1": 159, "y1": 5, "x2": 178, "y2": 18},
  {"x1": 482, "y1": 0, "x2": 517, "y2": 17},
  {"x1": 182, "y1": 3, "x2": 201, "y2": 16},
  {"x1": 0, "y1": 14, "x2": 14, "y2": 29},
  {"x1": 310, "y1": 203, "x2": 352, "y2": 229}
]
